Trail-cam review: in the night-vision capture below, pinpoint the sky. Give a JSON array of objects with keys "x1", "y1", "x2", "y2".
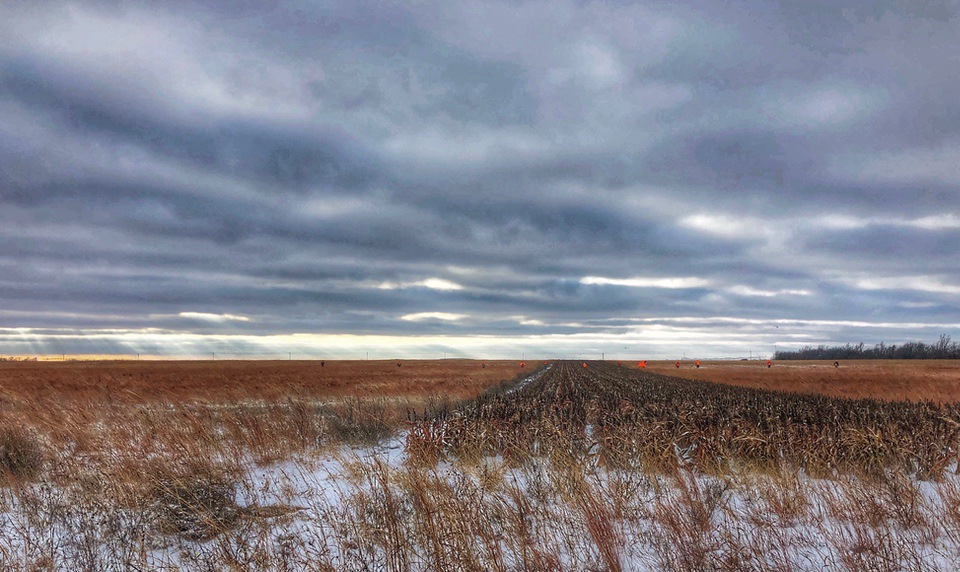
[{"x1": 2, "y1": 1, "x2": 960, "y2": 359}]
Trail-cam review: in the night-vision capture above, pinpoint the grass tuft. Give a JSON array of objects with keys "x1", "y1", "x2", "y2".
[
  {"x1": 150, "y1": 468, "x2": 241, "y2": 541},
  {"x1": 0, "y1": 425, "x2": 44, "y2": 482}
]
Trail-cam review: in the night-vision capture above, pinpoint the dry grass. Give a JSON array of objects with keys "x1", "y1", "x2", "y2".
[
  {"x1": 646, "y1": 359, "x2": 960, "y2": 402},
  {"x1": 0, "y1": 426, "x2": 44, "y2": 483},
  {"x1": 0, "y1": 359, "x2": 959, "y2": 569},
  {"x1": 0, "y1": 359, "x2": 523, "y2": 404},
  {"x1": 0, "y1": 359, "x2": 522, "y2": 478}
]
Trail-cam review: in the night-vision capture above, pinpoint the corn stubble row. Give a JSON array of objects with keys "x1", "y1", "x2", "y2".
[{"x1": 408, "y1": 361, "x2": 960, "y2": 479}]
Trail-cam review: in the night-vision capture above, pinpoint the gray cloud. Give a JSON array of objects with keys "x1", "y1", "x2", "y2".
[{"x1": 2, "y1": 0, "x2": 959, "y2": 357}]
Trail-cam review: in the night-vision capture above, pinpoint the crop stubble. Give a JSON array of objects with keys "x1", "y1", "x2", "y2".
[{"x1": 410, "y1": 361, "x2": 960, "y2": 478}]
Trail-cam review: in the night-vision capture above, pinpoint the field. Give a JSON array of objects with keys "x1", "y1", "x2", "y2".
[
  {"x1": 0, "y1": 359, "x2": 522, "y2": 403},
  {"x1": 642, "y1": 359, "x2": 960, "y2": 402},
  {"x1": 0, "y1": 359, "x2": 958, "y2": 570}
]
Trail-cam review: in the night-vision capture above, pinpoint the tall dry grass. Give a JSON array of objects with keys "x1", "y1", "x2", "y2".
[{"x1": 0, "y1": 360, "x2": 958, "y2": 570}]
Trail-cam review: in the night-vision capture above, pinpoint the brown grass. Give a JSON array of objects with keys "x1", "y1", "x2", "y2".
[
  {"x1": 643, "y1": 359, "x2": 960, "y2": 402},
  {"x1": 2, "y1": 359, "x2": 960, "y2": 569},
  {"x1": 6, "y1": 358, "x2": 959, "y2": 403},
  {"x1": 0, "y1": 359, "x2": 522, "y2": 404},
  {"x1": 0, "y1": 360, "x2": 526, "y2": 513}
]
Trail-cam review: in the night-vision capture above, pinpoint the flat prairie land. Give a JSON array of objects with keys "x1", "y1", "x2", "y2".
[
  {"x1": 1, "y1": 359, "x2": 959, "y2": 570},
  {"x1": 4, "y1": 358, "x2": 959, "y2": 403},
  {"x1": 643, "y1": 359, "x2": 960, "y2": 402},
  {"x1": 0, "y1": 359, "x2": 525, "y2": 404}
]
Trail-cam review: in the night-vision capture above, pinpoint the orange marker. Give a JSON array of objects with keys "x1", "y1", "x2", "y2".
[
  {"x1": 767, "y1": 360, "x2": 772, "y2": 368},
  {"x1": 520, "y1": 361, "x2": 525, "y2": 368},
  {"x1": 696, "y1": 360, "x2": 701, "y2": 368},
  {"x1": 583, "y1": 362, "x2": 587, "y2": 368},
  {"x1": 675, "y1": 360, "x2": 680, "y2": 368}
]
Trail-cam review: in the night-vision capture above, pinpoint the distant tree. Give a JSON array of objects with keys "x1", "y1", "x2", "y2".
[{"x1": 774, "y1": 335, "x2": 960, "y2": 360}]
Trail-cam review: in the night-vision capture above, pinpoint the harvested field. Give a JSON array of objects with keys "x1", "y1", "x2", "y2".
[
  {"x1": 411, "y1": 361, "x2": 960, "y2": 478},
  {"x1": 642, "y1": 359, "x2": 960, "y2": 402}
]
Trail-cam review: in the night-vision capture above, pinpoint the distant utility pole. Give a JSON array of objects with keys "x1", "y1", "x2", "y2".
[
  {"x1": 289, "y1": 352, "x2": 292, "y2": 360},
  {"x1": 602, "y1": 352, "x2": 605, "y2": 361},
  {"x1": 212, "y1": 352, "x2": 216, "y2": 361}
]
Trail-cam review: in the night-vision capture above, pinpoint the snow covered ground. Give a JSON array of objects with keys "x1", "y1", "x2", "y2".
[
  {"x1": 1, "y1": 432, "x2": 958, "y2": 570},
  {"x1": 229, "y1": 439, "x2": 960, "y2": 571}
]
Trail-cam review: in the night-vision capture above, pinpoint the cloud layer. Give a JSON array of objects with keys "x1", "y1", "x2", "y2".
[{"x1": 2, "y1": 1, "x2": 959, "y2": 358}]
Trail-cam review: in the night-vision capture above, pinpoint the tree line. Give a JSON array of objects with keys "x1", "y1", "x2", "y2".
[{"x1": 774, "y1": 335, "x2": 960, "y2": 360}]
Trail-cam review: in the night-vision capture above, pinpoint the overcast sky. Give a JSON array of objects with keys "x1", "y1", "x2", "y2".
[{"x1": 2, "y1": 1, "x2": 960, "y2": 359}]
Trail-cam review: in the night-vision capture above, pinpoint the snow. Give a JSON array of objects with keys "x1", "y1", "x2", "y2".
[
  {"x1": 1, "y1": 426, "x2": 958, "y2": 570},
  {"x1": 231, "y1": 433, "x2": 960, "y2": 571}
]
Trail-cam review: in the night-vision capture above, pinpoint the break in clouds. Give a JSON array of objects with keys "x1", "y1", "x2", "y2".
[{"x1": 2, "y1": 1, "x2": 959, "y2": 358}]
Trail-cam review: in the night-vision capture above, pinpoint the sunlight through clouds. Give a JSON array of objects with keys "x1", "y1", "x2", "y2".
[{"x1": 2, "y1": 0, "x2": 959, "y2": 356}]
